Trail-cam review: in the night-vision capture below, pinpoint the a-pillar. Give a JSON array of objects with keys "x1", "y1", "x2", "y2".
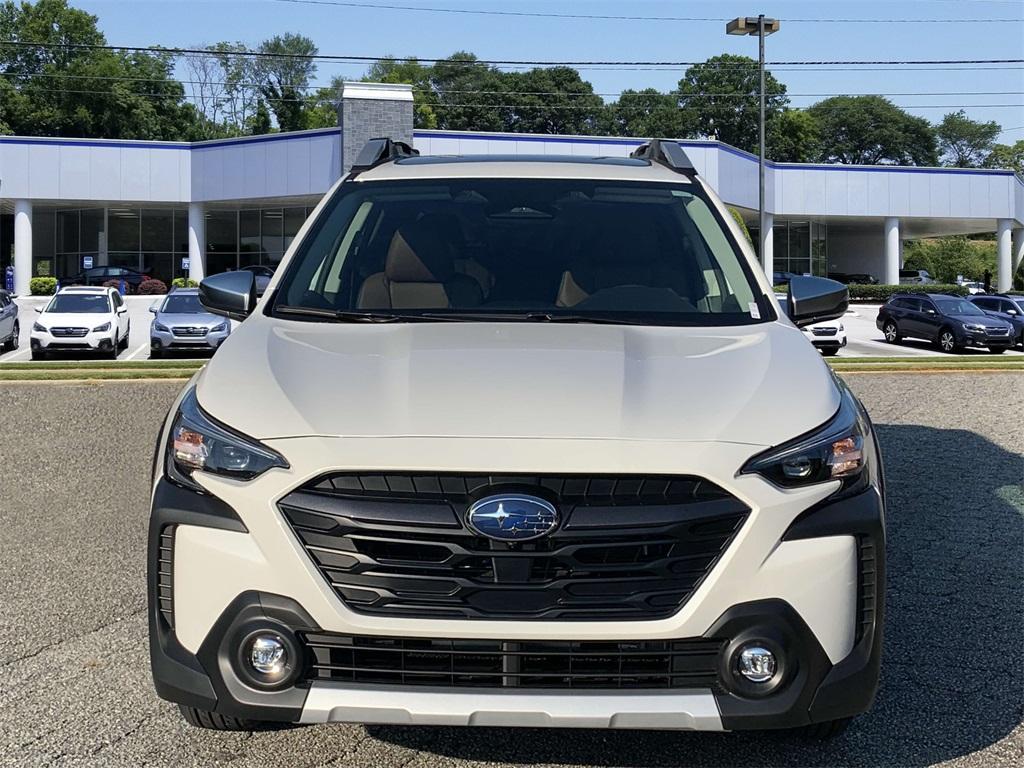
[
  {"x1": 187, "y1": 203, "x2": 206, "y2": 283},
  {"x1": 884, "y1": 217, "x2": 900, "y2": 286},
  {"x1": 13, "y1": 200, "x2": 32, "y2": 296},
  {"x1": 996, "y1": 218, "x2": 1012, "y2": 292},
  {"x1": 760, "y1": 212, "x2": 774, "y2": 282}
]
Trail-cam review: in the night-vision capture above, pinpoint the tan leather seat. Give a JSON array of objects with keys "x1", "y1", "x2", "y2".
[{"x1": 357, "y1": 221, "x2": 483, "y2": 309}]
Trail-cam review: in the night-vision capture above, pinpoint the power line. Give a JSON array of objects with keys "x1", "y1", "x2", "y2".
[
  {"x1": 1, "y1": 40, "x2": 1021, "y2": 68},
  {"x1": 5, "y1": 71, "x2": 1022, "y2": 100},
  {"x1": 269, "y1": 0, "x2": 1024, "y2": 24}
]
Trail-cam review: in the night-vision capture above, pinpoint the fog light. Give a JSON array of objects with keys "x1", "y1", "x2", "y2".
[
  {"x1": 248, "y1": 634, "x2": 287, "y2": 677},
  {"x1": 737, "y1": 645, "x2": 777, "y2": 683}
]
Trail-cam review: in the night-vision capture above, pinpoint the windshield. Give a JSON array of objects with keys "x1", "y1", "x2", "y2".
[
  {"x1": 45, "y1": 294, "x2": 111, "y2": 314},
  {"x1": 160, "y1": 294, "x2": 204, "y2": 314},
  {"x1": 272, "y1": 179, "x2": 769, "y2": 326},
  {"x1": 935, "y1": 297, "x2": 984, "y2": 316}
]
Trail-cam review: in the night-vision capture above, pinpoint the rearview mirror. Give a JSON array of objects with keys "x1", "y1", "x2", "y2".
[
  {"x1": 199, "y1": 271, "x2": 256, "y2": 321},
  {"x1": 787, "y1": 276, "x2": 848, "y2": 328}
]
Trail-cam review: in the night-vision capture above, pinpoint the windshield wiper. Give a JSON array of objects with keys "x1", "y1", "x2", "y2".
[
  {"x1": 416, "y1": 311, "x2": 655, "y2": 325},
  {"x1": 275, "y1": 305, "x2": 419, "y2": 323},
  {"x1": 523, "y1": 313, "x2": 652, "y2": 326}
]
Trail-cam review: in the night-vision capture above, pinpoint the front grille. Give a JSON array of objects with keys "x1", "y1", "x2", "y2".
[
  {"x1": 172, "y1": 326, "x2": 209, "y2": 337},
  {"x1": 156, "y1": 526, "x2": 175, "y2": 628},
  {"x1": 280, "y1": 473, "x2": 749, "y2": 621},
  {"x1": 51, "y1": 327, "x2": 88, "y2": 337},
  {"x1": 811, "y1": 327, "x2": 838, "y2": 337},
  {"x1": 303, "y1": 634, "x2": 724, "y2": 690},
  {"x1": 985, "y1": 327, "x2": 1009, "y2": 336},
  {"x1": 856, "y1": 537, "x2": 877, "y2": 642}
]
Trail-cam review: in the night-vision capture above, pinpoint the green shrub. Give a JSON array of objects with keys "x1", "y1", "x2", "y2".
[
  {"x1": 29, "y1": 277, "x2": 57, "y2": 295},
  {"x1": 171, "y1": 277, "x2": 198, "y2": 289},
  {"x1": 903, "y1": 237, "x2": 996, "y2": 283},
  {"x1": 846, "y1": 283, "x2": 968, "y2": 302},
  {"x1": 138, "y1": 278, "x2": 168, "y2": 295}
]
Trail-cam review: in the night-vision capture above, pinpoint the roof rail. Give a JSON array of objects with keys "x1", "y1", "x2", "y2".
[
  {"x1": 629, "y1": 139, "x2": 697, "y2": 176},
  {"x1": 349, "y1": 137, "x2": 419, "y2": 175}
]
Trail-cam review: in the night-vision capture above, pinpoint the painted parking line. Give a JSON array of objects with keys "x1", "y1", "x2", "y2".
[{"x1": 126, "y1": 342, "x2": 151, "y2": 361}]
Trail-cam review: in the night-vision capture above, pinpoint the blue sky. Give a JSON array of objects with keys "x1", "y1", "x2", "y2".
[{"x1": 76, "y1": 0, "x2": 1024, "y2": 140}]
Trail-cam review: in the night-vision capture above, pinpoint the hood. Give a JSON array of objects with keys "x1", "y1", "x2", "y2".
[
  {"x1": 953, "y1": 314, "x2": 1010, "y2": 328},
  {"x1": 154, "y1": 312, "x2": 225, "y2": 328},
  {"x1": 197, "y1": 317, "x2": 840, "y2": 448},
  {"x1": 39, "y1": 312, "x2": 112, "y2": 328}
]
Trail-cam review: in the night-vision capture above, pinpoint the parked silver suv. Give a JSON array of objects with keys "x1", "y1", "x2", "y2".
[{"x1": 149, "y1": 288, "x2": 231, "y2": 358}]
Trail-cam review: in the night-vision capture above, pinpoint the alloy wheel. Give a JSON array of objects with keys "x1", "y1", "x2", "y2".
[
  {"x1": 940, "y1": 331, "x2": 955, "y2": 352},
  {"x1": 884, "y1": 323, "x2": 897, "y2": 343}
]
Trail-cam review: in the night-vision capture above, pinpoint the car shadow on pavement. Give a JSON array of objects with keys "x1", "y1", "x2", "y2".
[{"x1": 366, "y1": 424, "x2": 1023, "y2": 767}]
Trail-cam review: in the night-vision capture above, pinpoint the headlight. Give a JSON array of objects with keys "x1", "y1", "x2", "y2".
[
  {"x1": 212, "y1": 321, "x2": 229, "y2": 333},
  {"x1": 154, "y1": 322, "x2": 170, "y2": 333},
  {"x1": 93, "y1": 322, "x2": 111, "y2": 332},
  {"x1": 741, "y1": 386, "x2": 876, "y2": 499},
  {"x1": 166, "y1": 387, "x2": 288, "y2": 492},
  {"x1": 838, "y1": 324, "x2": 845, "y2": 332},
  {"x1": 32, "y1": 322, "x2": 47, "y2": 333},
  {"x1": 963, "y1": 323, "x2": 985, "y2": 332}
]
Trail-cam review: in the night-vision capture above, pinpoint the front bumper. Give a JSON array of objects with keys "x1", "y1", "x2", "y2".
[
  {"x1": 31, "y1": 328, "x2": 116, "y2": 350},
  {"x1": 151, "y1": 326, "x2": 229, "y2": 351},
  {"x1": 148, "y1": 469, "x2": 885, "y2": 731}
]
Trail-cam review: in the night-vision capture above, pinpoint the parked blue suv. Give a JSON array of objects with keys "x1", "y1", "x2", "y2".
[
  {"x1": 876, "y1": 293, "x2": 1014, "y2": 353},
  {"x1": 968, "y1": 294, "x2": 1024, "y2": 349}
]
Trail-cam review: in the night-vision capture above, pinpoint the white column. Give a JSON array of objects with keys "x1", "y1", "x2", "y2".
[
  {"x1": 996, "y1": 218, "x2": 1012, "y2": 292},
  {"x1": 187, "y1": 203, "x2": 205, "y2": 283},
  {"x1": 1010, "y1": 227, "x2": 1023, "y2": 281},
  {"x1": 760, "y1": 212, "x2": 774, "y2": 283},
  {"x1": 884, "y1": 217, "x2": 900, "y2": 286},
  {"x1": 13, "y1": 200, "x2": 32, "y2": 296}
]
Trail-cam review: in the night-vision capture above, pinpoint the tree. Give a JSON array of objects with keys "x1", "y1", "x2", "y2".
[
  {"x1": 903, "y1": 237, "x2": 996, "y2": 283},
  {"x1": 430, "y1": 52, "x2": 509, "y2": 132},
  {"x1": 0, "y1": 0, "x2": 204, "y2": 140},
  {"x1": 984, "y1": 140, "x2": 1024, "y2": 175},
  {"x1": 213, "y1": 42, "x2": 260, "y2": 134},
  {"x1": 936, "y1": 110, "x2": 1000, "y2": 167},
  {"x1": 502, "y1": 67, "x2": 605, "y2": 135},
  {"x1": 768, "y1": 109, "x2": 820, "y2": 163},
  {"x1": 608, "y1": 88, "x2": 684, "y2": 138},
  {"x1": 676, "y1": 54, "x2": 787, "y2": 152},
  {"x1": 808, "y1": 96, "x2": 938, "y2": 166},
  {"x1": 255, "y1": 33, "x2": 317, "y2": 132},
  {"x1": 248, "y1": 99, "x2": 272, "y2": 135}
]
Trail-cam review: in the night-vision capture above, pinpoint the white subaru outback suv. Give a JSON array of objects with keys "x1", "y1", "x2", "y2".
[
  {"x1": 31, "y1": 285, "x2": 130, "y2": 359},
  {"x1": 149, "y1": 139, "x2": 884, "y2": 738}
]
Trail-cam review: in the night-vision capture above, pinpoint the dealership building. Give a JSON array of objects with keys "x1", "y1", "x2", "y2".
[{"x1": 1, "y1": 81, "x2": 1022, "y2": 296}]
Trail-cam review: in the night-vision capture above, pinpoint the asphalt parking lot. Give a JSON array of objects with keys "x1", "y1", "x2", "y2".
[
  {"x1": 2, "y1": 296, "x2": 1022, "y2": 363},
  {"x1": 0, "y1": 374, "x2": 1021, "y2": 767}
]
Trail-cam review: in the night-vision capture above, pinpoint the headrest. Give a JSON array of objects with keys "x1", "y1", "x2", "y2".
[{"x1": 385, "y1": 221, "x2": 456, "y2": 282}]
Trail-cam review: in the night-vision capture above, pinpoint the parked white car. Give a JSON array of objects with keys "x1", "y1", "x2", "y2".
[
  {"x1": 960, "y1": 281, "x2": 986, "y2": 295},
  {"x1": 30, "y1": 285, "x2": 129, "y2": 360},
  {"x1": 149, "y1": 139, "x2": 884, "y2": 740}
]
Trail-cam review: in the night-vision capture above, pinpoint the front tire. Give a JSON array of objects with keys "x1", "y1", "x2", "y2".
[
  {"x1": 988, "y1": 346, "x2": 1006, "y2": 354},
  {"x1": 30, "y1": 348, "x2": 46, "y2": 361},
  {"x1": 937, "y1": 327, "x2": 961, "y2": 354},
  {"x1": 820, "y1": 345, "x2": 840, "y2": 357},
  {"x1": 882, "y1": 321, "x2": 901, "y2": 344}
]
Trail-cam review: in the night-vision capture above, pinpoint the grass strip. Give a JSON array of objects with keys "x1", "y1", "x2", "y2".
[
  {"x1": 0, "y1": 359, "x2": 205, "y2": 370},
  {"x1": 0, "y1": 369, "x2": 195, "y2": 381}
]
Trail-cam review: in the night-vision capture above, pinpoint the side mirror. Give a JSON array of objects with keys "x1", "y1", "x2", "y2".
[
  {"x1": 116, "y1": 306, "x2": 127, "y2": 314},
  {"x1": 787, "y1": 276, "x2": 848, "y2": 328},
  {"x1": 34, "y1": 306, "x2": 43, "y2": 314},
  {"x1": 199, "y1": 271, "x2": 256, "y2": 321},
  {"x1": 1007, "y1": 309, "x2": 1019, "y2": 316},
  {"x1": 149, "y1": 305, "x2": 158, "y2": 314}
]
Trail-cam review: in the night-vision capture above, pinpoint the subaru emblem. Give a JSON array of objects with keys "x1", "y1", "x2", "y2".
[{"x1": 467, "y1": 494, "x2": 559, "y2": 542}]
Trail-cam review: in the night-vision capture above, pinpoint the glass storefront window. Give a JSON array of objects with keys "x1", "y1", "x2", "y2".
[
  {"x1": 284, "y1": 207, "x2": 307, "y2": 253},
  {"x1": 173, "y1": 209, "x2": 188, "y2": 253},
  {"x1": 108, "y1": 209, "x2": 140, "y2": 252},
  {"x1": 261, "y1": 209, "x2": 284, "y2": 264},
  {"x1": 141, "y1": 209, "x2": 173, "y2": 253},
  {"x1": 206, "y1": 210, "x2": 238, "y2": 271},
  {"x1": 239, "y1": 209, "x2": 260, "y2": 268},
  {"x1": 57, "y1": 210, "x2": 79, "y2": 254},
  {"x1": 81, "y1": 209, "x2": 104, "y2": 255}
]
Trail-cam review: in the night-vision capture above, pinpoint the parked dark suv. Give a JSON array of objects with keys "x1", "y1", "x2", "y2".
[
  {"x1": 968, "y1": 294, "x2": 1024, "y2": 348},
  {"x1": 876, "y1": 293, "x2": 1014, "y2": 353}
]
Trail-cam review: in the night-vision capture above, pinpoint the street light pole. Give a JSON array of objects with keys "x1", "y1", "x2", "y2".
[{"x1": 727, "y1": 15, "x2": 780, "y2": 278}]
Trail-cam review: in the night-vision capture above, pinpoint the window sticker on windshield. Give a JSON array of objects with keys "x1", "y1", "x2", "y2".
[{"x1": 748, "y1": 303, "x2": 761, "y2": 319}]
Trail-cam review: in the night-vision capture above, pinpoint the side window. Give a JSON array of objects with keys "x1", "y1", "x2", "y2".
[{"x1": 919, "y1": 299, "x2": 936, "y2": 314}]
